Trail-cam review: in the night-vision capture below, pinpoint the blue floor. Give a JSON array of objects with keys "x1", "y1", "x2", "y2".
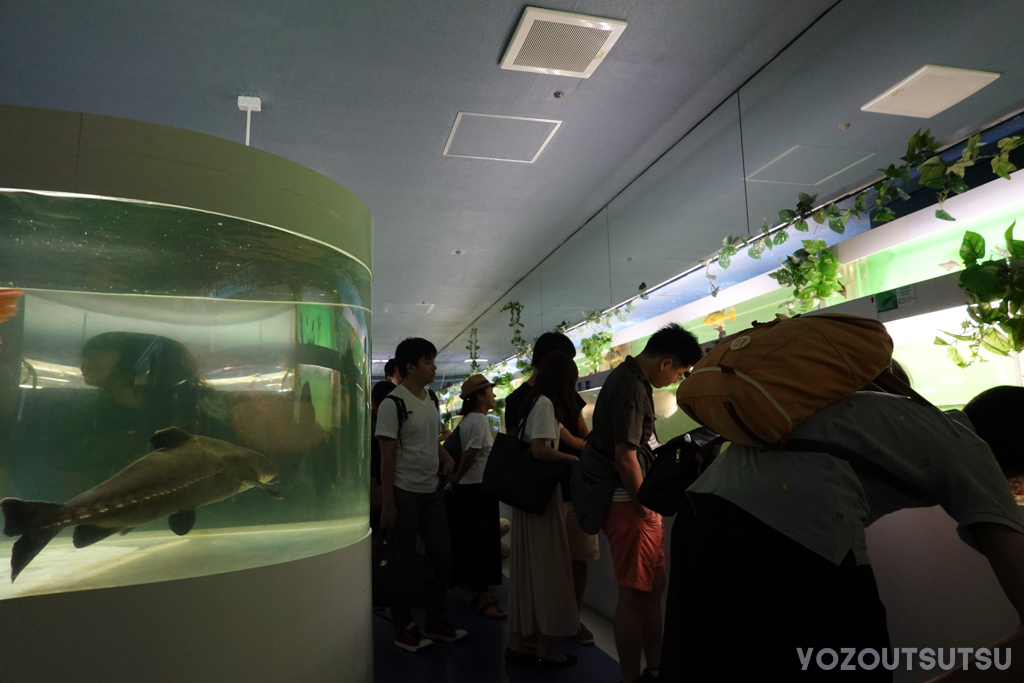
[{"x1": 373, "y1": 583, "x2": 621, "y2": 683}]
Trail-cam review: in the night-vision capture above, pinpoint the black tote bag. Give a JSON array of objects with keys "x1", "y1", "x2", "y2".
[{"x1": 482, "y1": 430, "x2": 567, "y2": 514}]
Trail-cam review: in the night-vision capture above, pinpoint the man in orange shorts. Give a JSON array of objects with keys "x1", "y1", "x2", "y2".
[{"x1": 583, "y1": 325, "x2": 702, "y2": 683}]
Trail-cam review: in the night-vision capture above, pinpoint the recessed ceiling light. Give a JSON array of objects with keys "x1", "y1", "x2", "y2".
[
  {"x1": 464, "y1": 359, "x2": 489, "y2": 363},
  {"x1": 861, "y1": 65, "x2": 999, "y2": 119}
]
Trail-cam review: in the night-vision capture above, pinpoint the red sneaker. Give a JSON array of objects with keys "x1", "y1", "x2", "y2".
[
  {"x1": 423, "y1": 620, "x2": 468, "y2": 643},
  {"x1": 394, "y1": 627, "x2": 433, "y2": 653}
]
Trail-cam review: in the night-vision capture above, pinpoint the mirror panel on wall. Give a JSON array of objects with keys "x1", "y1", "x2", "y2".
[
  {"x1": 739, "y1": 0, "x2": 1024, "y2": 235},
  {"x1": 606, "y1": 94, "x2": 747, "y2": 304},
  {"x1": 539, "y1": 209, "x2": 612, "y2": 333}
]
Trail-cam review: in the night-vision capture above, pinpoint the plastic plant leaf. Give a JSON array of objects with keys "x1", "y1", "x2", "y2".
[
  {"x1": 933, "y1": 336, "x2": 950, "y2": 346},
  {"x1": 773, "y1": 231, "x2": 789, "y2": 246},
  {"x1": 959, "y1": 232, "x2": 986, "y2": 266},
  {"x1": 794, "y1": 219, "x2": 809, "y2": 232},
  {"x1": 935, "y1": 209, "x2": 956, "y2": 221}
]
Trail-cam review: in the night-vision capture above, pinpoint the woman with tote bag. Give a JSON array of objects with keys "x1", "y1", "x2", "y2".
[{"x1": 505, "y1": 351, "x2": 582, "y2": 669}]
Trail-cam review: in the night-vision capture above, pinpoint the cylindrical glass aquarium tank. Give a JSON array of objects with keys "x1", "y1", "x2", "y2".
[
  {"x1": 0, "y1": 106, "x2": 373, "y2": 601},
  {"x1": 0, "y1": 104, "x2": 374, "y2": 683}
]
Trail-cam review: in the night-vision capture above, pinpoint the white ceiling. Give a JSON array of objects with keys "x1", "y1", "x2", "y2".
[{"x1": 2, "y1": 0, "x2": 1023, "y2": 376}]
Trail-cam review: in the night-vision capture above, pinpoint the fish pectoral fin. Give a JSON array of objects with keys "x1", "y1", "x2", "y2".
[
  {"x1": 73, "y1": 525, "x2": 120, "y2": 548},
  {"x1": 150, "y1": 427, "x2": 194, "y2": 451},
  {"x1": 245, "y1": 479, "x2": 283, "y2": 499},
  {"x1": 168, "y1": 510, "x2": 196, "y2": 536}
]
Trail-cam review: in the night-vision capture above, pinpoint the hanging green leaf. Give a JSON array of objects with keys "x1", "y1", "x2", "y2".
[
  {"x1": 933, "y1": 336, "x2": 950, "y2": 346},
  {"x1": 778, "y1": 209, "x2": 797, "y2": 223},
  {"x1": 959, "y1": 231, "x2": 986, "y2": 266},
  {"x1": 875, "y1": 206, "x2": 896, "y2": 222},
  {"x1": 718, "y1": 253, "x2": 731, "y2": 269},
  {"x1": 812, "y1": 209, "x2": 826, "y2": 225},
  {"x1": 794, "y1": 219, "x2": 809, "y2": 232},
  {"x1": 935, "y1": 208, "x2": 956, "y2": 222},
  {"x1": 947, "y1": 346, "x2": 967, "y2": 368},
  {"x1": 980, "y1": 327, "x2": 1012, "y2": 356},
  {"x1": 773, "y1": 231, "x2": 789, "y2": 246},
  {"x1": 1005, "y1": 221, "x2": 1024, "y2": 261},
  {"x1": 748, "y1": 239, "x2": 766, "y2": 260}
]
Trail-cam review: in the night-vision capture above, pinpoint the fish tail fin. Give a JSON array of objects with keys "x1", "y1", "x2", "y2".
[
  {"x1": 1, "y1": 498, "x2": 62, "y2": 538},
  {"x1": 2, "y1": 498, "x2": 64, "y2": 582},
  {"x1": 11, "y1": 528, "x2": 60, "y2": 581},
  {"x1": 727, "y1": 309, "x2": 736, "y2": 322}
]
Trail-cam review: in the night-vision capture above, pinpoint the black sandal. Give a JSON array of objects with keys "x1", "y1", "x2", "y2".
[{"x1": 534, "y1": 654, "x2": 578, "y2": 669}]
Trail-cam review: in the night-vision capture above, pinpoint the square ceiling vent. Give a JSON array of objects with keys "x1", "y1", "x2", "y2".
[
  {"x1": 443, "y1": 112, "x2": 561, "y2": 163},
  {"x1": 861, "y1": 65, "x2": 1000, "y2": 118},
  {"x1": 500, "y1": 7, "x2": 627, "y2": 78},
  {"x1": 746, "y1": 145, "x2": 875, "y2": 186}
]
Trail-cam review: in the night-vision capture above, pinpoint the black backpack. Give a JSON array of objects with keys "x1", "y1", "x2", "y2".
[
  {"x1": 636, "y1": 427, "x2": 721, "y2": 516},
  {"x1": 381, "y1": 389, "x2": 441, "y2": 449}
]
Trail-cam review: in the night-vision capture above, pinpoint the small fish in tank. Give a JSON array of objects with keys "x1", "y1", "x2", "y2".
[
  {"x1": 1, "y1": 427, "x2": 280, "y2": 582},
  {"x1": 0, "y1": 288, "x2": 23, "y2": 350}
]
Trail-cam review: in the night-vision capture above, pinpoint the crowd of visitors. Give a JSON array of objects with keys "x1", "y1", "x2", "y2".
[{"x1": 371, "y1": 321, "x2": 1024, "y2": 683}]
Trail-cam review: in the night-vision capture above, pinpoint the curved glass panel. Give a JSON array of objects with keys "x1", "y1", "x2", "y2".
[{"x1": 0, "y1": 190, "x2": 370, "y2": 599}]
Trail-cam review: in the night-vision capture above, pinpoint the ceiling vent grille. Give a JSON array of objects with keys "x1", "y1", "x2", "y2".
[{"x1": 501, "y1": 7, "x2": 627, "y2": 79}]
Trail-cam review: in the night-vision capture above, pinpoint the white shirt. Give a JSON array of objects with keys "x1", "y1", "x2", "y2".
[
  {"x1": 688, "y1": 392, "x2": 1024, "y2": 565},
  {"x1": 374, "y1": 384, "x2": 441, "y2": 494},
  {"x1": 523, "y1": 395, "x2": 560, "y2": 450},
  {"x1": 457, "y1": 412, "x2": 493, "y2": 486}
]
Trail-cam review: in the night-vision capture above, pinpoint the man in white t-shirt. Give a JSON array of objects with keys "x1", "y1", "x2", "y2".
[
  {"x1": 674, "y1": 386, "x2": 1024, "y2": 682},
  {"x1": 376, "y1": 337, "x2": 465, "y2": 653}
]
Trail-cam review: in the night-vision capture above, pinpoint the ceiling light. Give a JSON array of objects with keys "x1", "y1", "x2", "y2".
[
  {"x1": 861, "y1": 65, "x2": 999, "y2": 118},
  {"x1": 501, "y1": 7, "x2": 627, "y2": 79},
  {"x1": 465, "y1": 359, "x2": 489, "y2": 363}
]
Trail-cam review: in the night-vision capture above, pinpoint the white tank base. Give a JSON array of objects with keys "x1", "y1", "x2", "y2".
[{"x1": 0, "y1": 534, "x2": 372, "y2": 683}]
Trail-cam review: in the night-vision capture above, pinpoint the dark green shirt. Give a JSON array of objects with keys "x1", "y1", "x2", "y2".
[{"x1": 587, "y1": 355, "x2": 656, "y2": 474}]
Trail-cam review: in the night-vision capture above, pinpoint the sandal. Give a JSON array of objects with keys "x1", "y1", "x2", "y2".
[{"x1": 476, "y1": 594, "x2": 508, "y2": 620}]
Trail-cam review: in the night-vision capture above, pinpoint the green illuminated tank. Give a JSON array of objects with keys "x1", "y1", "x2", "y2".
[{"x1": 0, "y1": 105, "x2": 373, "y2": 600}]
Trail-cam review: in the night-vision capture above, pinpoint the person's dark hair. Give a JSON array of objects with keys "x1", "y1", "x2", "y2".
[
  {"x1": 524, "y1": 351, "x2": 579, "y2": 426},
  {"x1": 394, "y1": 337, "x2": 437, "y2": 379},
  {"x1": 81, "y1": 332, "x2": 202, "y2": 390},
  {"x1": 531, "y1": 332, "x2": 576, "y2": 368},
  {"x1": 962, "y1": 386, "x2": 1024, "y2": 478},
  {"x1": 639, "y1": 324, "x2": 702, "y2": 368},
  {"x1": 384, "y1": 358, "x2": 398, "y2": 379},
  {"x1": 371, "y1": 379, "x2": 396, "y2": 420},
  {"x1": 459, "y1": 389, "x2": 487, "y2": 416}
]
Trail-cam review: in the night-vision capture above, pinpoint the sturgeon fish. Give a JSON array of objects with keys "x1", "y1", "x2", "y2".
[{"x1": 1, "y1": 427, "x2": 280, "y2": 581}]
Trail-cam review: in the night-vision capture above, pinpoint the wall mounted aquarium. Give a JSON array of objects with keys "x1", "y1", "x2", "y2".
[{"x1": 0, "y1": 190, "x2": 371, "y2": 599}]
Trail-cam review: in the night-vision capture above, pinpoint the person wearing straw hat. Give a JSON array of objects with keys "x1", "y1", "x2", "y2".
[{"x1": 448, "y1": 374, "x2": 507, "y2": 619}]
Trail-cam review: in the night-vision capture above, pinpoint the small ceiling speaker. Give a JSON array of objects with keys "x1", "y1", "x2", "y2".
[{"x1": 500, "y1": 7, "x2": 627, "y2": 79}]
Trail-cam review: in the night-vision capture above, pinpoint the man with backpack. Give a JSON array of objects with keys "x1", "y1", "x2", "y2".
[
  {"x1": 375, "y1": 337, "x2": 465, "y2": 653},
  {"x1": 573, "y1": 324, "x2": 703, "y2": 683},
  {"x1": 670, "y1": 314, "x2": 1024, "y2": 681}
]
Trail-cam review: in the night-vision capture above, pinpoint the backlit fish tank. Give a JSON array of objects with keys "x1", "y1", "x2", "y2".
[{"x1": 0, "y1": 187, "x2": 370, "y2": 599}]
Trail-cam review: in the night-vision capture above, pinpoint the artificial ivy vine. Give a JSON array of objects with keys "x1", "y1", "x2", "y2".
[
  {"x1": 713, "y1": 128, "x2": 1023, "y2": 311},
  {"x1": 465, "y1": 327, "x2": 480, "y2": 373},
  {"x1": 935, "y1": 223, "x2": 1024, "y2": 368}
]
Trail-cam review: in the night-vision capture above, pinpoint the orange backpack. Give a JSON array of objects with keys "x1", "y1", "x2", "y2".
[{"x1": 676, "y1": 313, "x2": 895, "y2": 447}]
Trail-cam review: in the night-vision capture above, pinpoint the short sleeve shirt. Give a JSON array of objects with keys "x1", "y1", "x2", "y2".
[
  {"x1": 524, "y1": 395, "x2": 560, "y2": 450},
  {"x1": 374, "y1": 384, "x2": 441, "y2": 493},
  {"x1": 587, "y1": 355, "x2": 656, "y2": 473},
  {"x1": 457, "y1": 412, "x2": 494, "y2": 485},
  {"x1": 688, "y1": 392, "x2": 1024, "y2": 565}
]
